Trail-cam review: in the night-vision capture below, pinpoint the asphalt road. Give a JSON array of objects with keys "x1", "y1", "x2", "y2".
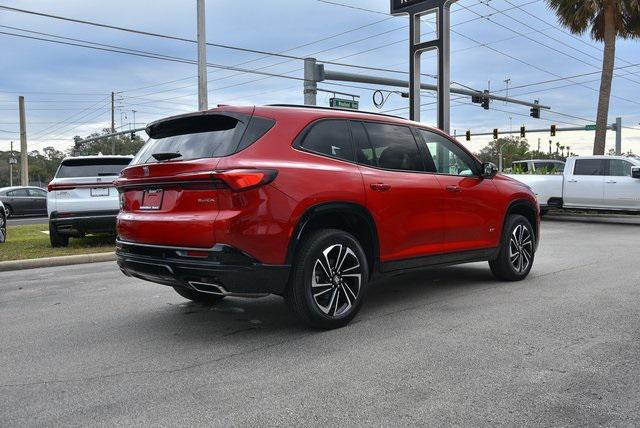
[
  {"x1": 7, "y1": 216, "x2": 48, "y2": 226},
  {"x1": 1, "y1": 216, "x2": 639, "y2": 426}
]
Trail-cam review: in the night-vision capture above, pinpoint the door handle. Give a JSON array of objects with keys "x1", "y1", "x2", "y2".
[
  {"x1": 567, "y1": 179, "x2": 578, "y2": 183},
  {"x1": 605, "y1": 180, "x2": 617, "y2": 184},
  {"x1": 446, "y1": 185, "x2": 461, "y2": 193},
  {"x1": 370, "y1": 183, "x2": 391, "y2": 192}
]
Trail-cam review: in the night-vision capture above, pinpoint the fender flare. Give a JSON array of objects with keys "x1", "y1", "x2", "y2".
[{"x1": 285, "y1": 201, "x2": 380, "y2": 270}]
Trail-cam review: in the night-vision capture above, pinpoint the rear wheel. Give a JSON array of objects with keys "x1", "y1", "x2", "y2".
[
  {"x1": 173, "y1": 286, "x2": 225, "y2": 305},
  {"x1": 286, "y1": 229, "x2": 369, "y2": 329},
  {"x1": 4, "y1": 205, "x2": 13, "y2": 218},
  {"x1": 49, "y1": 222, "x2": 69, "y2": 247},
  {"x1": 489, "y1": 214, "x2": 535, "y2": 281},
  {"x1": 0, "y1": 212, "x2": 6, "y2": 243}
]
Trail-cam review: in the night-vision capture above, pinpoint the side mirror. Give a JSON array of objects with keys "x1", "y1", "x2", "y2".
[
  {"x1": 482, "y1": 162, "x2": 499, "y2": 178},
  {"x1": 632, "y1": 167, "x2": 640, "y2": 179}
]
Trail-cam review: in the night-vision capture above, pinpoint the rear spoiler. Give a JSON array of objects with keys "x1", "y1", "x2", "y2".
[{"x1": 146, "y1": 108, "x2": 255, "y2": 140}]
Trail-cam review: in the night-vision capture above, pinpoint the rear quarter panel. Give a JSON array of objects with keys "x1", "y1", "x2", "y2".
[
  {"x1": 215, "y1": 110, "x2": 367, "y2": 265},
  {"x1": 504, "y1": 173, "x2": 563, "y2": 206}
]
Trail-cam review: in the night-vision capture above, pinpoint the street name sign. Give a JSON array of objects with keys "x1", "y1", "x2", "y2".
[
  {"x1": 330, "y1": 98, "x2": 359, "y2": 110},
  {"x1": 390, "y1": 0, "x2": 447, "y2": 15}
]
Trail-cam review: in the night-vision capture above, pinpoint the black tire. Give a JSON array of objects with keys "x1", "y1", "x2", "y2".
[
  {"x1": 4, "y1": 204, "x2": 13, "y2": 218},
  {"x1": 173, "y1": 286, "x2": 225, "y2": 305},
  {"x1": 0, "y1": 212, "x2": 6, "y2": 244},
  {"x1": 286, "y1": 229, "x2": 369, "y2": 329},
  {"x1": 489, "y1": 214, "x2": 535, "y2": 281},
  {"x1": 49, "y1": 222, "x2": 69, "y2": 247}
]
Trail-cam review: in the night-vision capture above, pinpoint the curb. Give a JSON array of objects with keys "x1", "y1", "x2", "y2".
[{"x1": 0, "y1": 252, "x2": 116, "y2": 272}]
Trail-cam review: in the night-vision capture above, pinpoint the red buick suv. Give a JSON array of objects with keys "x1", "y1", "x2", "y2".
[{"x1": 115, "y1": 105, "x2": 539, "y2": 329}]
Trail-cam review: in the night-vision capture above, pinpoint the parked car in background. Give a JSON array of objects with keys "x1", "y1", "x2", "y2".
[
  {"x1": 115, "y1": 105, "x2": 539, "y2": 329},
  {"x1": 0, "y1": 186, "x2": 48, "y2": 217},
  {"x1": 0, "y1": 200, "x2": 6, "y2": 243},
  {"x1": 507, "y1": 156, "x2": 640, "y2": 213},
  {"x1": 47, "y1": 155, "x2": 133, "y2": 247},
  {"x1": 511, "y1": 159, "x2": 565, "y2": 174}
]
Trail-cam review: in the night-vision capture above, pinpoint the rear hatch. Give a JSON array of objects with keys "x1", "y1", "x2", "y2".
[
  {"x1": 48, "y1": 157, "x2": 132, "y2": 215},
  {"x1": 116, "y1": 109, "x2": 275, "y2": 248}
]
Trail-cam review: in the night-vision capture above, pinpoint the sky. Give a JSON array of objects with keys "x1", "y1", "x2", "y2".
[{"x1": 0, "y1": 0, "x2": 639, "y2": 155}]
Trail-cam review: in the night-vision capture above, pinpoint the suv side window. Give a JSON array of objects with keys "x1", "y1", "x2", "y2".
[
  {"x1": 416, "y1": 129, "x2": 476, "y2": 176},
  {"x1": 300, "y1": 119, "x2": 354, "y2": 162},
  {"x1": 362, "y1": 122, "x2": 423, "y2": 172},
  {"x1": 573, "y1": 159, "x2": 606, "y2": 176},
  {"x1": 608, "y1": 159, "x2": 633, "y2": 177},
  {"x1": 8, "y1": 189, "x2": 29, "y2": 197}
]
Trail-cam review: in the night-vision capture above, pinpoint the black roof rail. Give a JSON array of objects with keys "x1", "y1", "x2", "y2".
[{"x1": 266, "y1": 104, "x2": 405, "y2": 120}]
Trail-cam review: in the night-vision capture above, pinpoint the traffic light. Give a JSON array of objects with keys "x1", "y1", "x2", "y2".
[
  {"x1": 550, "y1": 124, "x2": 556, "y2": 136},
  {"x1": 466, "y1": 130, "x2": 471, "y2": 141},
  {"x1": 493, "y1": 128, "x2": 499, "y2": 139},
  {"x1": 520, "y1": 126, "x2": 525, "y2": 138},
  {"x1": 530, "y1": 106, "x2": 540, "y2": 119},
  {"x1": 530, "y1": 100, "x2": 540, "y2": 119}
]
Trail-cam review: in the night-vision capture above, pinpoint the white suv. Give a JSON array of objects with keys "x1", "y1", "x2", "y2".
[{"x1": 47, "y1": 155, "x2": 133, "y2": 247}]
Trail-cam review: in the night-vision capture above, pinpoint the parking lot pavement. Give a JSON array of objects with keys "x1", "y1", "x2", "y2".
[
  {"x1": 1, "y1": 217, "x2": 639, "y2": 426},
  {"x1": 7, "y1": 216, "x2": 48, "y2": 226}
]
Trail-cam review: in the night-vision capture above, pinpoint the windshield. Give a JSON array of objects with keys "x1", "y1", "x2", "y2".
[{"x1": 56, "y1": 159, "x2": 132, "y2": 178}]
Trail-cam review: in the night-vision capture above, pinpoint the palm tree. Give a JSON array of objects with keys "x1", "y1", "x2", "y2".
[
  {"x1": 546, "y1": 0, "x2": 640, "y2": 155},
  {"x1": 560, "y1": 145, "x2": 566, "y2": 157},
  {"x1": 556, "y1": 142, "x2": 560, "y2": 154},
  {"x1": 566, "y1": 145, "x2": 571, "y2": 157}
]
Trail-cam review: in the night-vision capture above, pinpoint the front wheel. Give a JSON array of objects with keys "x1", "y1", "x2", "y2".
[
  {"x1": 286, "y1": 229, "x2": 369, "y2": 329},
  {"x1": 489, "y1": 214, "x2": 535, "y2": 281}
]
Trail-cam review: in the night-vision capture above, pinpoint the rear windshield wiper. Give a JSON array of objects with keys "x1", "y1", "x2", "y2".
[{"x1": 152, "y1": 152, "x2": 182, "y2": 161}]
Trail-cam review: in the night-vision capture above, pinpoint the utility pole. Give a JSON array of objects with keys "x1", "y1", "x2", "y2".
[
  {"x1": 197, "y1": 0, "x2": 208, "y2": 111},
  {"x1": 303, "y1": 58, "x2": 318, "y2": 106},
  {"x1": 615, "y1": 117, "x2": 622, "y2": 155},
  {"x1": 111, "y1": 91, "x2": 116, "y2": 155},
  {"x1": 9, "y1": 141, "x2": 14, "y2": 186},
  {"x1": 111, "y1": 91, "x2": 115, "y2": 133},
  {"x1": 18, "y1": 96, "x2": 28, "y2": 186}
]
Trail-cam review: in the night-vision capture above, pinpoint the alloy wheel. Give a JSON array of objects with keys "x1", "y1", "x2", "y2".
[
  {"x1": 509, "y1": 224, "x2": 533, "y2": 273},
  {"x1": 311, "y1": 243, "x2": 362, "y2": 317}
]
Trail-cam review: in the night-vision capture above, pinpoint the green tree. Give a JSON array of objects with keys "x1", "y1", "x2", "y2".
[
  {"x1": 68, "y1": 128, "x2": 145, "y2": 157},
  {"x1": 475, "y1": 137, "x2": 530, "y2": 169},
  {"x1": 546, "y1": 0, "x2": 640, "y2": 155}
]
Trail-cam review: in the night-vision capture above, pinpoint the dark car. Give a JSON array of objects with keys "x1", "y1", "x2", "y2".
[
  {"x1": 0, "y1": 200, "x2": 6, "y2": 243},
  {"x1": 0, "y1": 186, "x2": 48, "y2": 217},
  {"x1": 115, "y1": 105, "x2": 539, "y2": 329}
]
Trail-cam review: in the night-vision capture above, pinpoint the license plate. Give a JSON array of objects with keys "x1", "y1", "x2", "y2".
[
  {"x1": 90, "y1": 187, "x2": 109, "y2": 197},
  {"x1": 141, "y1": 189, "x2": 164, "y2": 210}
]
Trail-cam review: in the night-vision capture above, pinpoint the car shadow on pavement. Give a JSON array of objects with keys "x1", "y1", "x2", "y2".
[{"x1": 120, "y1": 262, "x2": 501, "y2": 340}]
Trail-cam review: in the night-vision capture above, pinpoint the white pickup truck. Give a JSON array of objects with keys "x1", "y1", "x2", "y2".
[{"x1": 506, "y1": 156, "x2": 640, "y2": 213}]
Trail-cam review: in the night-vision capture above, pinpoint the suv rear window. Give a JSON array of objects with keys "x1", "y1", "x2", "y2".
[
  {"x1": 132, "y1": 113, "x2": 274, "y2": 165},
  {"x1": 56, "y1": 158, "x2": 132, "y2": 178}
]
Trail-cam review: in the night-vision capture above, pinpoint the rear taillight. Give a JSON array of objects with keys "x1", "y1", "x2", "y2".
[
  {"x1": 47, "y1": 183, "x2": 76, "y2": 192},
  {"x1": 215, "y1": 169, "x2": 278, "y2": 192}
]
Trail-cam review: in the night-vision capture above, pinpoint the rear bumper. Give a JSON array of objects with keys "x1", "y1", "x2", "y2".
[
  {"x1": 50, "y1": 210, "x2": 118, "y2": 235},
  {"x1": 116, "y1": 240, "x2": 290, "y2": 296}
]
